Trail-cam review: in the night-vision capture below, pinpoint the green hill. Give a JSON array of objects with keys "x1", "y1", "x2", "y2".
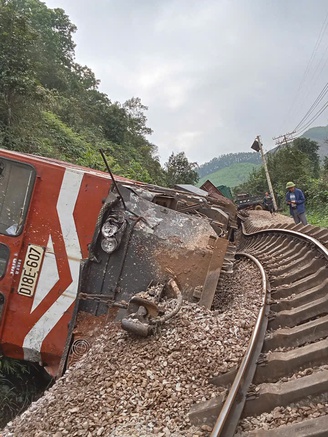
[
  {"x1": 197, "y1": 162, "x2": 261, "y2": 188},
  {"x1": 301, "y1": 126, "x2": 328, "y2": 158},
  {"x1": 198, "y1": 152, "x2": 261, "y2": 178}
]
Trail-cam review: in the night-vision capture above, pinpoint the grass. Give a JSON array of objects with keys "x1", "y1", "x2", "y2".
[
  {"x1": 307, "y1": 211, "x2": 328, "y2": 227},
  {"x1": 280, "y1": 207, "x2": 328, "y2": 228}
]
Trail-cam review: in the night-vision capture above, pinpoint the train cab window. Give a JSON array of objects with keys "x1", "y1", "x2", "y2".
[
  {"x1": 0, "y1": 244, "x2": 9, "y2": 277},
  {"x1": 0, "y1": 158, "x2": 35, "y2": 236}
]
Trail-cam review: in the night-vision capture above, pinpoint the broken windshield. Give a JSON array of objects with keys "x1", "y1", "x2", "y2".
[{"x1": 0, "y1": 158, "x2": 35, "y2": 236}]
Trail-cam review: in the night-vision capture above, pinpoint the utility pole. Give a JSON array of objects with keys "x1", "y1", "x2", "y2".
[
  {"x1": 251, "y1": 136, "x2": 278, "y2": 211},
  {"x1": 272, "y1": 131, "x2": 296, "y2": 146}
]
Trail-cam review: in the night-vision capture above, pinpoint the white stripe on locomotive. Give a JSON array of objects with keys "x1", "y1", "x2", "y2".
[{"x1": 23, "y1": 169, "x2": 83, "y2": 362}]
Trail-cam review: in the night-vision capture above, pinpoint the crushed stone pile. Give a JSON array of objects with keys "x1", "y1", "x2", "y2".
[
  {"x1": 247, "y1": 210, "x2": 294, "y2": 228},
  {"x1": 3, "y1": 261, "x2": 263, "y2": 437}
]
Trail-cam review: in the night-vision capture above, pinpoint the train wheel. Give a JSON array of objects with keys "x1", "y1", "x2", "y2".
[{"x1": 254, "y1": 205, "x2": 263, "y2": 210}]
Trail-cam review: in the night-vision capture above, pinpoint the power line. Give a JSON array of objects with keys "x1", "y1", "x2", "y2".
[
  {"x1": 293, "y1": 81, "x2": 328, "y2": 131},
  {"x1": 301, "y1": 42, "x2": 328, "y2": 100},
  {"x1": 300, "y1": 13, "x2": 328, "y2": 88},
  {"x1": 275, "y1": 82, "x2": 328, "y2": 142},
  {"x1": 281, "y1": 11, "x2": 328, "y2": 130},
  {"x1": 294, "y1": 99, "x2": 328, "y2": 135}
]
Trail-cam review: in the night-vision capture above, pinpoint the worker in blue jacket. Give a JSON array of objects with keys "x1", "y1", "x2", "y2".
[{"x1": 285, "y1": 181, "x2": 308, "y2": 225}]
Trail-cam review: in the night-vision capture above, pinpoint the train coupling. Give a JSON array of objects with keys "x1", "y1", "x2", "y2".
[{"x1": 121, "y1": 278, "x2": 183, "y2": 337}]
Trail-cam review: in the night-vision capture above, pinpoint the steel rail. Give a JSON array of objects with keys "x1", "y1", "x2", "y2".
[
  {"x1": 211, "y1": 225, "x2": 328, "y2": 436},
  {"x1": 210, "y1": 252, "x2": 270, "y2": 437}
]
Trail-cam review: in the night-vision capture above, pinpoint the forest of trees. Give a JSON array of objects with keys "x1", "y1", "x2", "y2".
[{"x1": 0, "y1": 0, "x2": 198, "y2": 187}]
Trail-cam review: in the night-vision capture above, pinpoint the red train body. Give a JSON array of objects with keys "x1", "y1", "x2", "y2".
[{"x1": 0, "y1": 149, "x2": 236, "y2": 378}]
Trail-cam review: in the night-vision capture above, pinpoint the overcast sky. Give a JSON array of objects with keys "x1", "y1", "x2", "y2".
[{"x1": 44, "y1": 0, "x2": 328, "y2": 165}]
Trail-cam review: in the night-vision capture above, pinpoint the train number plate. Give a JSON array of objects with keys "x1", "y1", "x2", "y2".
[{"x1": 18, "y1": 244, "x2": 45, "y2": 297}]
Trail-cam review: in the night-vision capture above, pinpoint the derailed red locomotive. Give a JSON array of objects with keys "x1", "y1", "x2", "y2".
[{"x1": 0, "y1": 149, "x2": 237, "y2": 377}]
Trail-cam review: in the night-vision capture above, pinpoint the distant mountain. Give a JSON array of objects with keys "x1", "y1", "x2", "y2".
[
  {"x1": 301, "y1": 126, "x2": 328, "y2": 158},
  {"x1": 269, "y1": 125, "x2": 328, "y2": 158},
  {"x1": 198, "y1": 152, "x2": 261, "y2": 178},
  {"x1": 197, "y1": 162, "x2": 261, "y2": 188}
]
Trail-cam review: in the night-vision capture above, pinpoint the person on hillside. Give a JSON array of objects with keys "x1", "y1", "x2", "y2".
[
  {"x1": 263, "y1": 191, "x2": 274, "y2": 214},
  {"x1": 285, "y1": 181, "x2": 308, "y2": 225}
]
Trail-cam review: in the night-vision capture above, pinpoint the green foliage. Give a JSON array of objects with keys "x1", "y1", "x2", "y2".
[
  {"x1": 164, "y1": 152, "x2": 199, "y2": 187},
  {"x1": 293, "y1": 137, "x2": 320, "y2": 177},
  {"x1": 34, "y1": 111, "x2": 87, "y2": 161},
  {"x1": 197, "y1": 162, "x2": 261, "y2": 188},
  {"x1": 0, "y1": 357, "x2": 29, "y2": 377},
  {"x1": 237, "y1": 142, "x2": 316, "y2": 203},
  {"x1": 0, "y1": 0, "x2": 168, "y2": 186},
  {"x1": 306, "y1": 210, "x2": 328, "y2": 227},
  {"x1": 266, "y1": 146, "x2": 313, "y2": 195},
  {"x1": 0, "y1": 357, "x2": 48, "y2": 428},
  {"x1": 123, "y1": 97, "x2": 153, "y2": 138},
  {"x1": 15, "y1": 0, "x2": 77, "y2": 92},
  {"x1": 78, "y1": 143, "x2": 117, "y2": 172},
  {"x1": 235, "y1": 138, "x2": 328, "y2": 225},
  {"x1": 303, "y1": 177, "x2": 328, "y2": 227},
  {"x1": 322, "y1": 156, "x2": 328, "y2": 178},
  {"x1": 0, "y1": 0, "x2": 39, "y2": 135},
  {"x1": 102, "y1": 103, "x2": 127, "y2": 145}
]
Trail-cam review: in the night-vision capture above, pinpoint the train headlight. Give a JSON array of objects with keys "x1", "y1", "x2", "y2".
[
  {"x1": 102, "y1": 221, "x2": 119, "y2": 238},
  {"x1": 101, "y1": 237, "x2": 118, "y2": 254},
  {"x1": 100, "y1": 213, "x2": 127, "y2": 255}
]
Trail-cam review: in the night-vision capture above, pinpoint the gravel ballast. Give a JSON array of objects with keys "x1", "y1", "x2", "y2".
[
  {"x1": 5, "y1": 210, "x2": 293, "y2": 436},
  {"x1": 2, "y1": 258, "x2": 263, "y2": 437}
]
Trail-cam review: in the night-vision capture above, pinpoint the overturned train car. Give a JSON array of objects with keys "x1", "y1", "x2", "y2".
[{"x1": 0, "y1": 149, "x2": 237, "y2": 377}]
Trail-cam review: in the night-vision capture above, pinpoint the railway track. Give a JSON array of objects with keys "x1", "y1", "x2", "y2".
[
  {"x1": 3, "y1": 216, "x2": 328, "y2": 436},
  {"x1": 206, "y1": 221, "x2": 328, "y2": 437}
]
